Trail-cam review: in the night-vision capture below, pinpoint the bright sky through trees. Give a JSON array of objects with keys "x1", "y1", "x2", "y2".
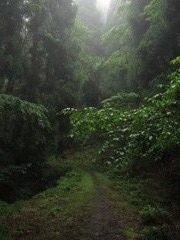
[
  {"x1": 96, "y1": 0, "x2": 111, "y2": 12},
  {"x1": 96, "y1": 0, "x2": 111, "y2": 21}
]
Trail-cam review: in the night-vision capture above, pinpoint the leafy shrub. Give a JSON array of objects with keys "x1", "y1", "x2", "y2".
[
  {"x1": 140, "y1": 205, "x2": 169, "y2": 225},
  {"x1": 63, "y1": 57, "x2": 180, "y2": 173},
  {"x1": 101, "y1": 92, "x2": 141, "y2": 110},
  {"x1": 0, "y1": 94, "x2": 51, "y2": 165},
  {"x1": 0, "y1": 94, "x2": 52, "y2": 199},
  {"x1": 62, "y1": 107, "x2": 123, "y2": 143}
]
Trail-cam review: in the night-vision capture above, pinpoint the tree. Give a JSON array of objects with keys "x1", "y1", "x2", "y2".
[
  {"x1": 0, "y1": 0, "x2": 24, "y2": 93},
  {"x1": 99, "y1": 0, "x2": 180, "y2": 97},
  {"x1": 23, "y1": 0, "x2": 77, "y2": 104}
]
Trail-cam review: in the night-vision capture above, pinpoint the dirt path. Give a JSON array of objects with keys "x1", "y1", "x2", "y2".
[
  {"x1": 1, "y1": 173, "x2": 141, "y2": 240},
  {"x1": 87, "y1": 175, "x2": 123, "y2": 240}
]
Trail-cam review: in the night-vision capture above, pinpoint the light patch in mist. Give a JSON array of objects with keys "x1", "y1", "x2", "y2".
[{"x1": 96, "y1": 0, "x2": 111, "y2": 12}]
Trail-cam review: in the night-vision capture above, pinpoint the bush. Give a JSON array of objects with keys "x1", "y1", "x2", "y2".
[
  {"x1": 140, "y1": 205, "x2": 169, "y2": 225},
  {"x1": 0, "y1": 94, "x2": 52, "y2": 200},
  {"x1": 101, "y1": 92, "x2": 141, "y2": 110},
  {"x1": 63, "y1": 57, "x2": 180, "y2": 174}
]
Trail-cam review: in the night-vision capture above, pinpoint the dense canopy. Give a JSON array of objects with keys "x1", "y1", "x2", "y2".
[{"x1": 0, "y1": 0, "x2": 180, "y2": 239}]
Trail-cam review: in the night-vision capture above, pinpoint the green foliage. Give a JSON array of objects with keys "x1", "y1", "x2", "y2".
[
  {"x1": 63, "y1": 61, "x2": 180, "y2": 172},
  {"x1": 0, "y1": 224, "x2": 10, "y2": 240},
  {"x1": 100, "y1": 0, "x2": 180, "y2": 95},
  {"x1": 98, "y1": 52, "x2": 132, "y2": 97},
  {"x1": 0, "y1": 0, "x2": 24, "y2": 93},
  {"x1": 0, "y1": 170, "x2": 94, "y2": 239},
  {"x1": 0, "y1": 199, "x2": 25, "y2": 240},
  {"x1": 110, "y1": 176, "x2": 179, "y2": 240},
  {"x1": 142, "y1": 226, "x2": 168, "y2": 240},
  {"x1": 38, "y1": 170, "x2": 94, "y2": 219},
  {"x1": 0, "y1": 94, "x2": 51, "y2": 164},
  {"x1": 0, "y1": 94, "x2": 52, "y2": 196},
  {"x1": 0, "y1": 0, "x2": 179, "y2": 213},
  {"x1": 101, "y1": 92, "x2": 141, "y2": 110},
  {"x1": 140, "y1": 205, "x2": 169, "y2": 225},
  {"x1": 0, "y1": 200, "x2": 24, "y2": 217},
  {"x1": 63, "y1": 107, "x2": 122, "y2": 143}
]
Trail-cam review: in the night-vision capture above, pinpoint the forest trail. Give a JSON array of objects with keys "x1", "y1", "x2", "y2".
[
  {"x1": 1, "y1": 172, "x2": 141, "y2": 240},
  {"x1": 87, "y1": 174, "x2": 125, "y2": 240},
  {"x1": 87, "y1": 173, "x2": 141, "y2": 240}
]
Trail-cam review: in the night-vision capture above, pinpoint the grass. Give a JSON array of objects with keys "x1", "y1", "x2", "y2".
[
  {"x1": 0, "y1": 224, "x2": 10, "y2": 240},
  {"x1": 56, "y1": 145, "x2": 101, "y2": 171},
  {"x1": 0, "y1": 170, "x2": 94, "y2": 240},
  {"x1": 0, "y1": 146, "x2": 98, "y2": 240},
  {"x1": 0, "y1": 199, "x2": 25, "y2": 240},
  {"x1": 1, "y1": 146, "x2": 179, "y2": 240},
  {"x1": 107, "y1": 174, "x2": 180, "y2": 240},
  {"x1": 94, "y1": 173, "x2": 142, "y2": 239},
  {"x1": 0, "y1": 200, "x2": 25, "y2": 217},
  {"x1": 37, "y1": 170, "x2": 94, "y2": 218}
]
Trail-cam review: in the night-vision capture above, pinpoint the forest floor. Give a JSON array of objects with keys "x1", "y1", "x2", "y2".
[
  {"x1": 0, "y1": 172, "x2": 142, "y2": 240},
  {"x1": 87, "y1": 173, "x2": 141, "y2": 240},
  {"x1": 0, "y1": 146, "x2": 180, "y2": 240}
]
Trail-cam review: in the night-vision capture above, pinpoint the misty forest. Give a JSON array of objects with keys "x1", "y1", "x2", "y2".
[{"x1": 0, "y1": 0, "x2": 180, "y2": 239}]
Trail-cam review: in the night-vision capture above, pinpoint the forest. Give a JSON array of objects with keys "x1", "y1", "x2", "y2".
[{"x1": 0, "y1": 0, "x2": 180, "y2": 239}]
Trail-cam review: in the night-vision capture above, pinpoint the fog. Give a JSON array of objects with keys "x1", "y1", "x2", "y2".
[{"x1": 96, "y1": 0, "x2": 111, "y2": 21}]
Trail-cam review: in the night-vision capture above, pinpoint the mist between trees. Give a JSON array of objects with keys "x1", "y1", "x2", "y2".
[{"x1": 0, "y1": 2, "x2": 180, "y2": 238}]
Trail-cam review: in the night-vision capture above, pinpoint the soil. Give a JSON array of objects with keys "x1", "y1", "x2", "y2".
[{"x1": 87, "y1": 176, "x2": 124, "y2": 240}]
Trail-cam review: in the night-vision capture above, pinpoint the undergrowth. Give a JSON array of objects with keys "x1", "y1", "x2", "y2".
[
  {"x1": 109, "y1": 174, "x2": 180, "y2": 240},
  {"x1": 0, "y1": 170, "x2": 94, "y2": 240},
  {"x1": 63, "y1": 57, "x2": 180, "y2": 175}
]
